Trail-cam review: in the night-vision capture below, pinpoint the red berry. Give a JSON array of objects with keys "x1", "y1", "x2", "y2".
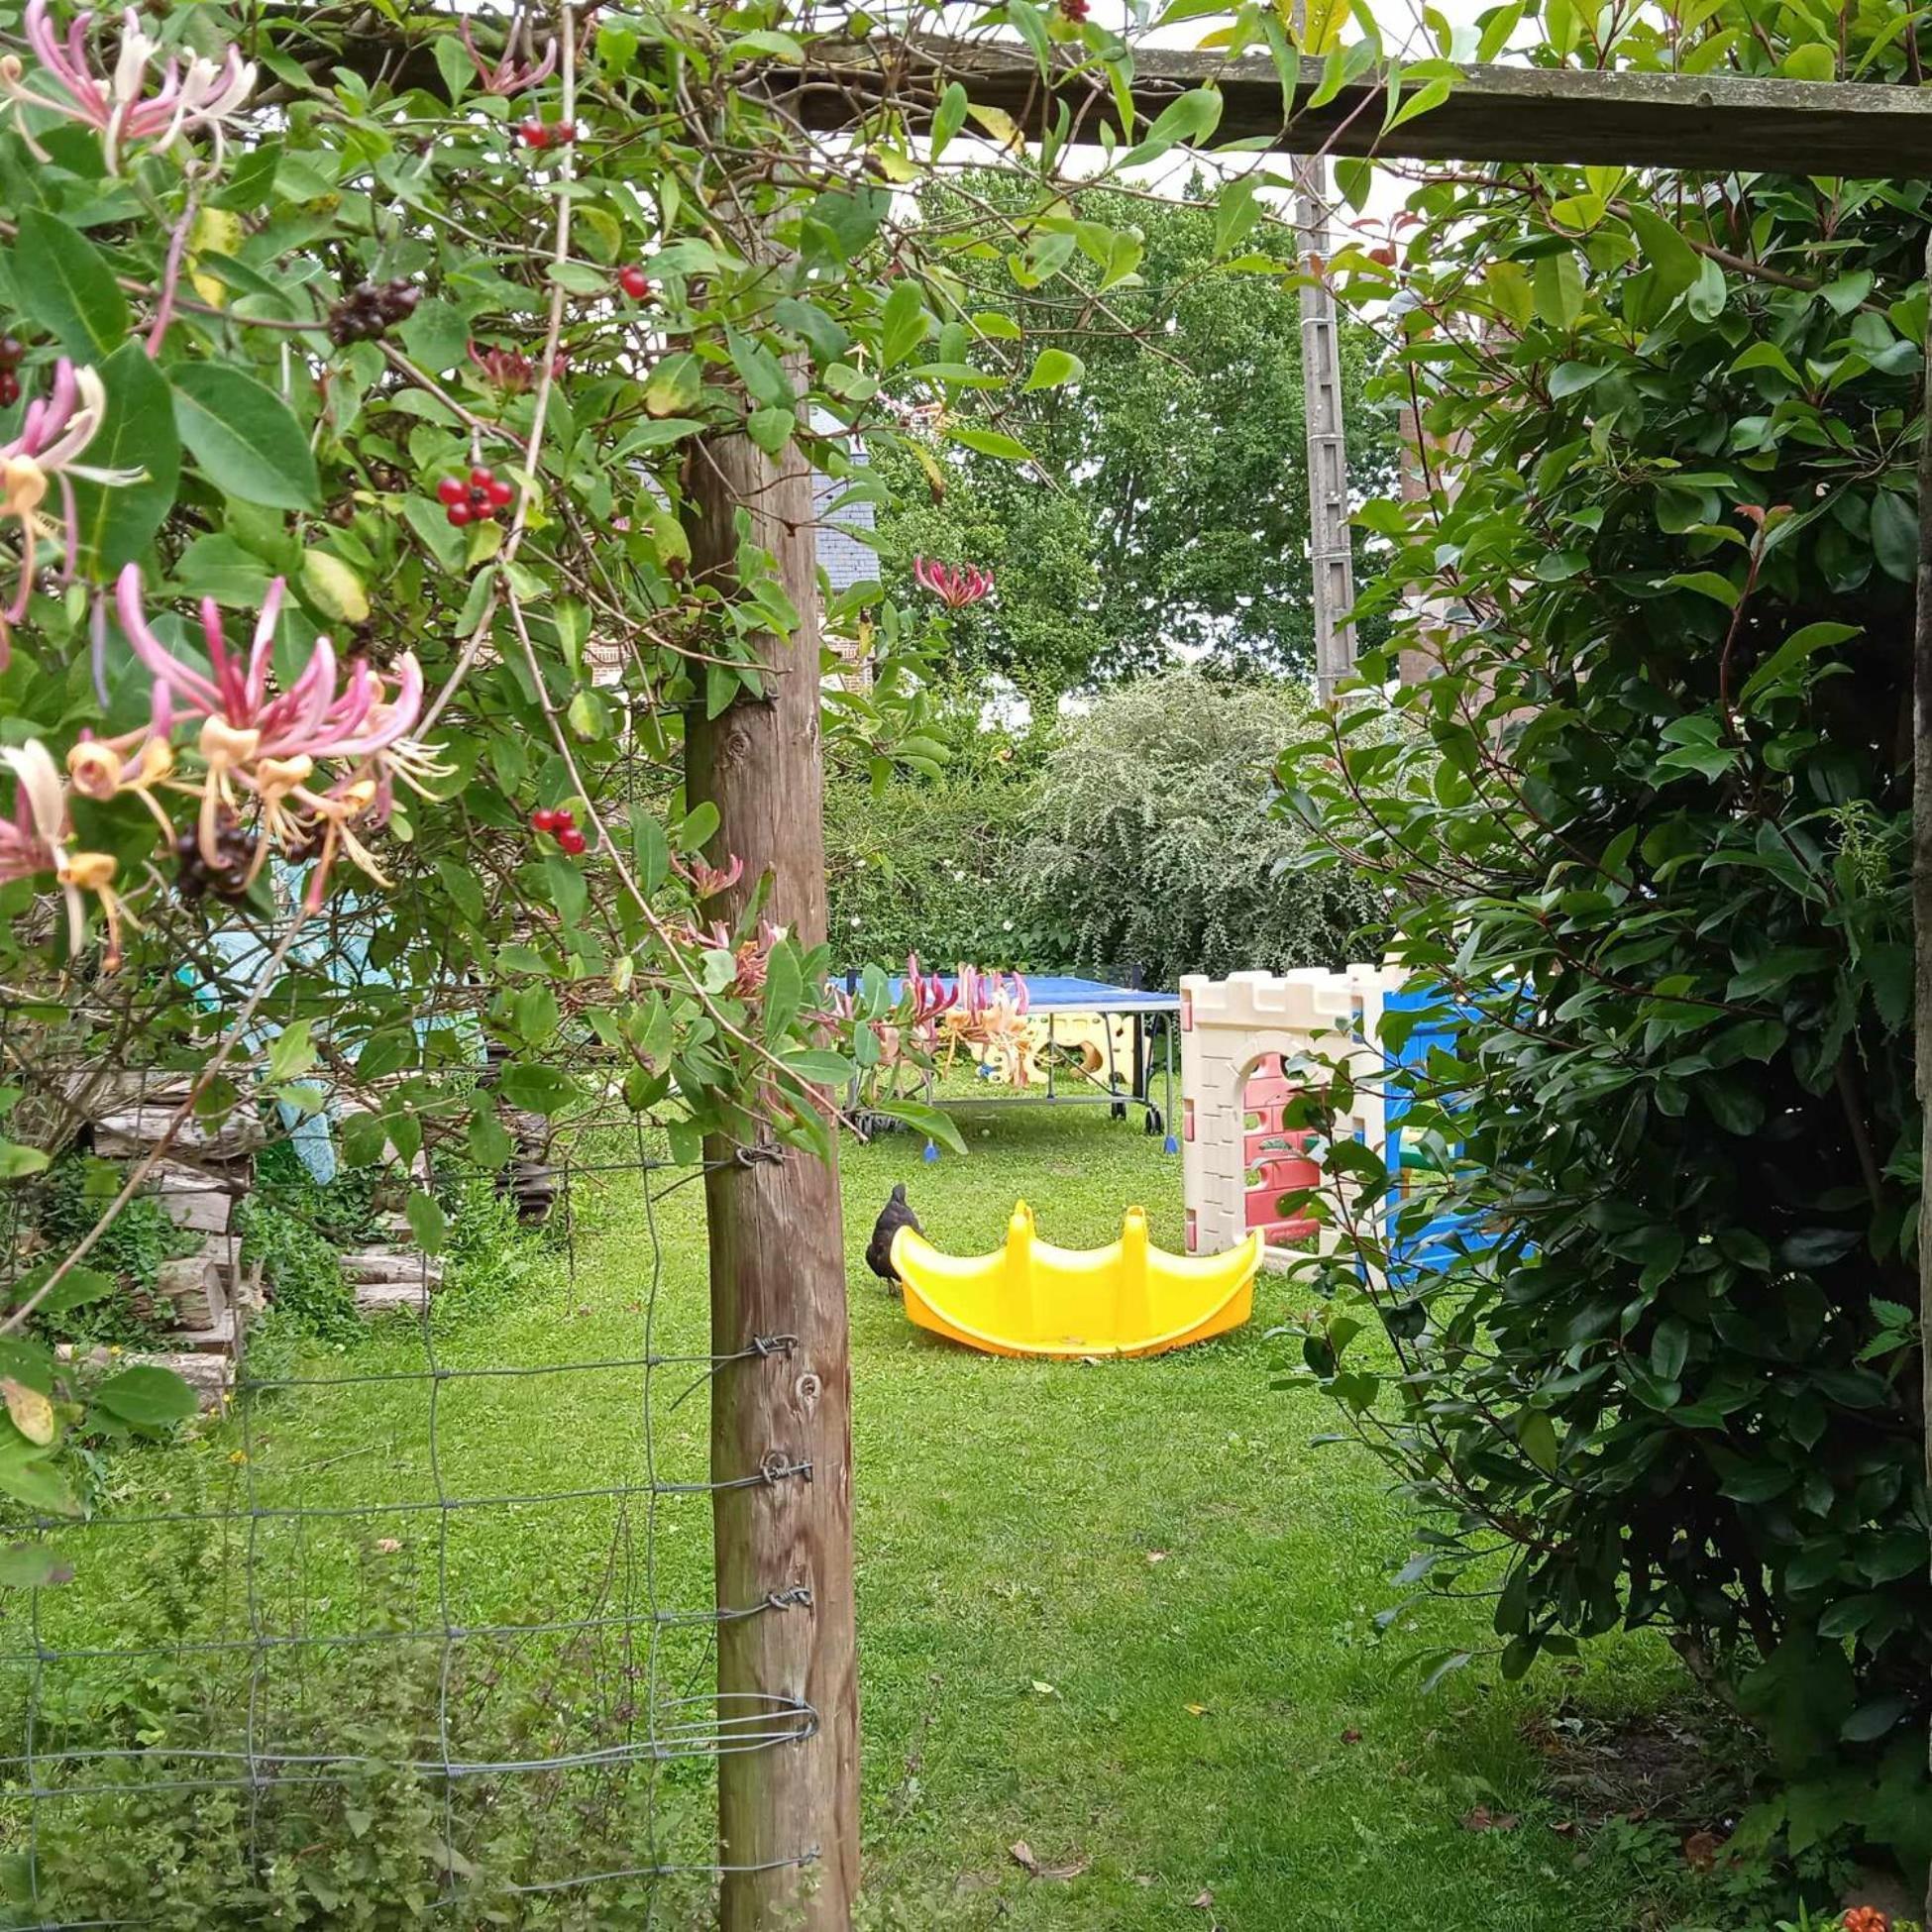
[
  {"x1": 436, "y1": 476, "x2": 466, "y2": 505},
  {"x1": 555, "y1": 121, "x2": 577, "y2": 145},
  {"x1": 0, "y1": 373, "x2": 17, "y2": 408},
  {"x1": 519, "y1": 119, "x2": 549, "y2": 149},
  {"x1": 447, "y1": 501, "x2": 474, "y2": 527},
  {"x1": 557, "y1": 826, "x2": 588, "y2": 856},
  {"x1": 554, "y1": 806, "x2": 576, "y2": 827},
  {"x1": 617, "y1": 266, "x2": 650, "y2": 299},
  {"x1": 470, "y1": 465, "x2": 493, "y2": 487},
  {"x1": 484, "y1": 478, "x2": 514, "y2": 508},
  {"x1": 532, "y1": 807, "x2": 561, "y2": 833}
]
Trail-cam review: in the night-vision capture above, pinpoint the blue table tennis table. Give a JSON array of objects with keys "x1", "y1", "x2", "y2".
[{"x1": 856, "y1": 972, "x2": 1181, "y2": 1152}]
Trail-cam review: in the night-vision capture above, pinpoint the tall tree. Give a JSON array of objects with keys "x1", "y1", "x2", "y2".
[{"x1": 875, "y1": 172, "x2": 1396, "y2": 699}]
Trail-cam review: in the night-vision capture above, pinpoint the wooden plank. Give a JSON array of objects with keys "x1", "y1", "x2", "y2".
[
  {"x1": 263, "y1": 15, "x2": 1932, "y2": 175},
  {"x1": 796, "y1": 42, "x2": 1932, "y2": 174},
  {"x1": 684, "y1": 424, "x2": 861, "y2": 1930}
]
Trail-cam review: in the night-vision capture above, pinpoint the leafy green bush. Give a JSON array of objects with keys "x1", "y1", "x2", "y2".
[
  {"x1": 1027, "y1": 668, "x2": 1385, "y2": 985},
  {"x1": 1286, "y1": 49, "x2": 1931, "y2": 1885},
  {"x1": 236, "y1": 1144, "x2": 381, "y2": 1346},
  {"x1": 824, "y1": 730, "x2": 1065, "y2": 971},
  {"x1": 1, "y1": 1501, "x2": 706, "y2": 1928}
]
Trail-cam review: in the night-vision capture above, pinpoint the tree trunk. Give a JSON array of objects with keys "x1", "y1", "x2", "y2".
[{"x1": 685, "y1": 429, "x2": 860, "y2": 1930}]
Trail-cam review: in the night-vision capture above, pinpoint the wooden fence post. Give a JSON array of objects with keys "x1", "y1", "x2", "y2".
[{"x1": 684, "y1": 427, "x2": 860, "y2": 1930}]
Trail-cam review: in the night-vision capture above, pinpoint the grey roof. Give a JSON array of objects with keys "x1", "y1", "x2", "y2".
[
  {"x1": 815, "y1": 476, "x2": 877, "y2": 594},
  {"x1": 810, "y1": 409, "x2": 877, "y2": 596}
]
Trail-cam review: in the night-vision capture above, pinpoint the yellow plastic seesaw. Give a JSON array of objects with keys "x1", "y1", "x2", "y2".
[{"x1": 889, "y1": 1200, "x2": 1262, "y2": 1359}]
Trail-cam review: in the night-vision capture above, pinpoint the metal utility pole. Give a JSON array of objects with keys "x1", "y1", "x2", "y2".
[{"x1": 1293, "y1": 152, "x2": 1358, "y2": 702}]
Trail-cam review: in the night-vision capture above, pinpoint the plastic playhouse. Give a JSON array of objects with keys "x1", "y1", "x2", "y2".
[
  {"x1": 1177, "y1": 965, "x2": 1493, "y2": 1284},
  {"x1": 1178, "y1": 967, "x2": 1400, "y2": 1267},
  {"x1": 890, "y1": 1201, "x2": 1261, "y2": 1359}
]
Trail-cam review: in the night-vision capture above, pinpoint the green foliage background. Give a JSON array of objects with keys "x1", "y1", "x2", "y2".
[
  {"x1": 1288, "y1": 11, "x2": 1932, "y2": 1878},
  {"x1": 827, "y1": 669, "x2": 1382, "y2": 987},
  {"x1": 873, "y1": 173, "x2": 1398, "y2": 699}
]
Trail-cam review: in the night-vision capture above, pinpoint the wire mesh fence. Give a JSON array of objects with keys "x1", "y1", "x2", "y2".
[{"x1": 0, "y1": 906, "x2": 817, "y2": 1927}]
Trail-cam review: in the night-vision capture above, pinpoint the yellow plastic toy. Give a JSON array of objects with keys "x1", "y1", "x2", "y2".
[{"x1": 890, "y1": 1201, "x2": 1261, "y2": 1359}]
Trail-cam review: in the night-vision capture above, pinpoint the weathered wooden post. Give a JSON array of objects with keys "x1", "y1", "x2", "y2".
[{"x1": 684, "y1": 425, "x2": 861, "y2": 1929}]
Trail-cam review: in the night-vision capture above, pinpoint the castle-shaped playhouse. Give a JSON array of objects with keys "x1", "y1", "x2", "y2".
[{"x1": 1178, "y1": 965, "x2": 1408, "y2": 1268}]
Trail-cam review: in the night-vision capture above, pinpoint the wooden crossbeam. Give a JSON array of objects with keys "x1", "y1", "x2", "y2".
[
  {"x1": 269, "y1": 15, "x2": 1932, "y2": 176},
  {"x1": 798, "y1": 41, "x2": 1932, "y2": 175}
]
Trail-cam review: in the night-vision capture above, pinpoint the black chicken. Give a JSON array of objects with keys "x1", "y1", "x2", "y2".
[{"x1": 865, "y1": 1183, "x2": 921, "y2": 1289}]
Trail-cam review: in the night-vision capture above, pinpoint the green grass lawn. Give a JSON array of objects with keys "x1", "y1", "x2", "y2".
[{"x1": 6, "y1": 1097, "x2": 1738, "y2": 1930}]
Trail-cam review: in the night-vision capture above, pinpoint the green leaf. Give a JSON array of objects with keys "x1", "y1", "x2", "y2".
[
  {"x1": 869, "y1": 1097, "x2": 968, "y2": 1156},
  {"x1": 1024, "y1": 347, "x2": 1084, "y2": 391},
  {"x1": 93, "y1": 1365, "x2": 198, "y2": 1431},
  {"x1": 1548, "y1": 362, "x2": 1606, "y2": 398},
  {"x1": 0, "y1": 1142, "x2": 49, "y2": 1181},
  {"x1": 431, "y1": 31, "x2": 474, "y2": 100},
  {"x1": 763, "y1": 942, "x2": 804, "y2": 1041},
  {"x1": 1518, "y1": 1411, "x2": 1558, "y2": 1473},
  {"x1": 171, "y1": 366, "x2": 320, "y2": 510},
  {"x1": 1664, "y1": 570, "x2": 1741, "y2": 608},
  {"x1": 930, "y1": 80, "x2": 969, "y2": 161},
  {"x1": 728, "y1": 332, "x2": 794, "y2": 411},
  {"x1": 1840, "y1": 1694, "x2": 1908, "y2": 1743},
  {"x1": 0, "y1": 1543, "x2": 70, "y2": 1588},
  {"x1": 7, "y1": 1263, "x2": 112, "y2": 1316},
  {"x1": 779, "y1": 1048, "x2": 853, "y2": 1085},
  {"x1": 1739, "y1": 621, "x2": 1861, "y2": 703},
  {"x1": 1622, "y1": 203, "x2": 1702, "y2": 299},
  {"x1": 174, "y1": 532, "x2": 271, "y2": 606},
  {"x1": 14, "y1": 211, "x2": 130, "y2": 359},
  {"x1": 1870, "y1": 488, "x2": 1918, "y2": 584},
  {"x1": 880, "y1": 280, "x2": 928, "y2": 369},
  {"x1": 267, "y1": 1019, "x2": 316, "y2": 1083},
  {"x1": 1532, "y1": 252, "x2": 1583, "y2": 331},
  {"x1": 405, "y1": 1190, "x2": 447, "y2": 1256},
  {"x1": 301, "y1": 550, "x2": 370, "y2": 624},
  {"x1": 71, "y1": 338, "x2": 178, "y2": 574},
  {"x1": 1134, "y1": 87, "x2": 1223, "y2": 160},
  {"x1": 643, "y1": 352, "x2": 703, "y2": 417},
  {"x1": 0, "y1": 1443, "x2": 77, "y2": 1516},
  {"x1": 948, "y1": 425, "x2": 1035, "y2": 464},
  {"x1": 497, "y1": 1062, "x2": 579, "y2": 1116}
]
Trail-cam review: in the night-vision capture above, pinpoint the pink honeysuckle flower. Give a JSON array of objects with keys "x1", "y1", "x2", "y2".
[
  {"x1": 672, "y1": 851, "x2": 745, "y2": 900},
  {"x1": 458, "y1": 15, "x2": 557, "y2": 95},
  {"x1": 0, "y1": 359, "x2": 144, "y2": 661},
  {"x1": 113, "y1": 563, "x2": 448, "y2": 907},
  {"x1": 0, "y1": 0, "x2": 256, "y2": 173},
  {"x1": 912, "y1": 557, "x2": 993, "y2": 610},
  {"x1": 0, "y1": 738, "x2": 128, "y2": 964}
]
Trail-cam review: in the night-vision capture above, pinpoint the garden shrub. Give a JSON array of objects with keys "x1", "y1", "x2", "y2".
[
  {"x1": 1027, "y1": 667, "x2": 1385, "y2": 986},
  {"x1": 236, "y1": 1143, "x2": 381, "y2": 1345},
  {"x1": 0, "y1": 1498, "x2": 705, "y2": 1929},
  {"x1": 823, "y1": 731, "x2": 1064, "y2": 972},
  {"x1": 1286, "y1": 45, "x2": 1932, "y2": 1882}
]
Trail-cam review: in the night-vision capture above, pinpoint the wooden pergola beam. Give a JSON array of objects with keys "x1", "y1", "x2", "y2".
[
  {"x1": 267, "y1": 16, "x2": 1932, "y2": 177},
  {"x1": 796, "y1": 42, "x2": 1932, "y2": 175}
]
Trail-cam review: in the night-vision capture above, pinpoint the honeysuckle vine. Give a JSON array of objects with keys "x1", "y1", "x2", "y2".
[
  {"x1": 0, "y1": 0, "x2": 1411, "y2": 1543},
  {"x1": 0, "y1": 0, "x2": 253, "y2": 173}
]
